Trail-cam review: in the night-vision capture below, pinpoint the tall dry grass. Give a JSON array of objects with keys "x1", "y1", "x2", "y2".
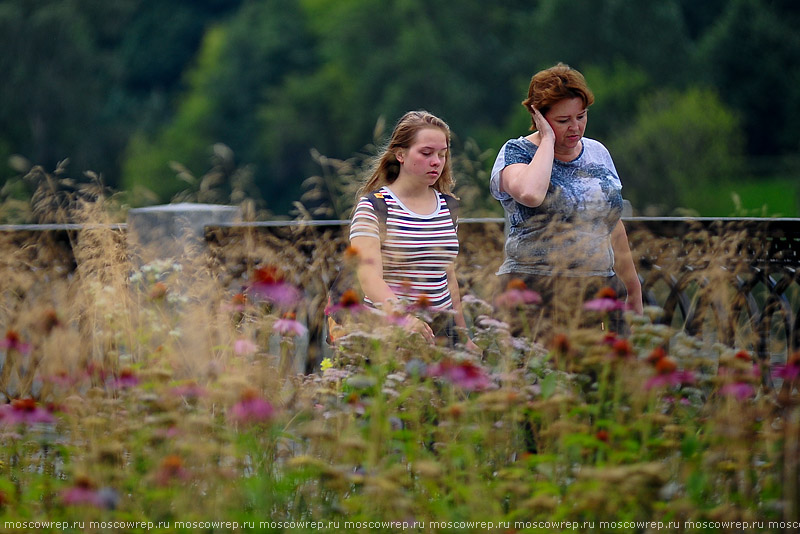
[{"x1": 0, "y1": 161, "x2": 798, "y2": 532}]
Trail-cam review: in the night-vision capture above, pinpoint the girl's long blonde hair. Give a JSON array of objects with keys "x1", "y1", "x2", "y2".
[{"x1": 356, "y1": 111, "x2": 455, "y2": 201}]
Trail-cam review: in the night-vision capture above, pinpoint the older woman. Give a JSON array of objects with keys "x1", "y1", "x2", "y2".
[{"x1": 490, "y1": 63, "x2": 642, "y2": 335}]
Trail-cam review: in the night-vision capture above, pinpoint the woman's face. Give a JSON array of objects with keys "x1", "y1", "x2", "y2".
[
  {"x1": 544, "y1": 97, "x2": 588, "y2": 159},
  {"x1": 397, "y1": 127, "x2": 449, "y2": 185}
]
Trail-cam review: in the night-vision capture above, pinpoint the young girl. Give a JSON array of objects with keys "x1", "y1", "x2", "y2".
[{"x1": 349, "y1": 111, "x2": 478, "y2": 351}]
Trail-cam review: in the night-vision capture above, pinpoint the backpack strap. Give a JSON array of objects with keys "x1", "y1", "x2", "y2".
[
  {"x1": 365, "y1": 191, "x2": 390, "y2": 240},
  {"x1": 367, "y1": 190, "x2": 459, "y2": 238},
  {"x1": 441, "y1": 193, "x2": 459, "y2": 228}
]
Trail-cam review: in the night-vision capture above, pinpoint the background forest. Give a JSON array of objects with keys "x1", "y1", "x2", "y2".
[{"x1": 1, "y1": 0, "x2": 799, "y2": 220}]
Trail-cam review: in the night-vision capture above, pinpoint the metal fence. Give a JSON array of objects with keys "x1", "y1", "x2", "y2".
[{"x1": 205, "y1": 217, "x2": 800, "y2": 371}]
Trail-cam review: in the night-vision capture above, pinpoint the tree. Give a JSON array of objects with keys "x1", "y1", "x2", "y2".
[
  {"x1": 531, "y1": 0, "x2": 695, "y2": 87},
  {"x1": 0, "y1": 1, "x2": 105, "y2": 180},
  {"x1": 121, "y1": 0, "x2": 315, "y2": 209},
  {"x1": 609, "y1": 88, "x2": 743, "y2": 214},
  {"x1": 697, "y1": 0, "x2": 800, "y2": 156}
]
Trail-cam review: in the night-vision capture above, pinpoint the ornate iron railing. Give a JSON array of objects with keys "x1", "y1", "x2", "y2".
[{"x1": 204, "y1": 217, "x2": 800, "y2": 371}]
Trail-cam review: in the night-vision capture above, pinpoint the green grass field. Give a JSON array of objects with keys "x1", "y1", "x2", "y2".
[{"x1": 685, "y1": 177, "x2": 800, "y2": 217}]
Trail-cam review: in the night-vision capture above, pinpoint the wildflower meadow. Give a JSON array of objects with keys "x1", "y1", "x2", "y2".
[{"x1": 1, "y1": 169, "x2": 800, "y2": 534}]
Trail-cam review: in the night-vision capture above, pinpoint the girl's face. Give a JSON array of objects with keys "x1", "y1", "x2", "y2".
[
  {"x1": 397, "y1": 127, "x2": 448, "y2": 185},
  {"x1": 544, "y1": 97, "x2": 588, "y2": 160}
]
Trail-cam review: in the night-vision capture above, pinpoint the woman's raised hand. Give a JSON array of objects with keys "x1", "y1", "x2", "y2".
[{"x1": 531, "y1": 106, "x2": 555, "y2": 144}]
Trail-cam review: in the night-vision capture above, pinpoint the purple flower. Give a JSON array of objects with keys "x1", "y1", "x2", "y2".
[
  {"x1": 0, "y1": 399, "x2": 56, "y2": 426},
  {"x1": 494, "y1": 279, "x2": 541, "y2": 309},
  {"x1": 0, "y1": 330, "x2": 31, "y2": 355},
  {"x1": 110, "y1": 369, "x2": 140, "y2": 389},
  {"x1": 62, "y1": 485, "x2": 103, "y2": 507},
  {"x1": 274, "y1": 317, "x2": 307, "y2": 337},
  {"x1": 645, "y1": 370, "x2": 696, "y2": 390},
  {"x1": 583, "y1": 287, "x2": 629, "y2": 312},
  {"x1": 774, "y1": 353, "x2": 800, "y2": 381},
  {"x1": 584, "y1": 297, "x2": 629, "y2": 312},
  {"x1": 156, "y1": 455, "x2": 191, "y2": 486},
  {"x1": 62, "y1": 478, "x2": 118, "y2": 509},
  {"x1": 427, "y1": 359, "x2": 491, "y2": 391},
  {"x1": 325, "y1": 289, "x2": 367, "y2": 315},
  {"x1": 720, "y1": 382, "x2": 755, "y2": 400},
  {"x1": 246, "y1": 266, "x2": 302, "y2": 309},
  {"x1": 230, "y1": 389, "x2": 275, "y2": 425},
  {"x1": 234, "y1": 338, "x2": 259, "y2": 356},
  {"x1": 221, "y1": 292, "x2": 247, "y2": 313}
]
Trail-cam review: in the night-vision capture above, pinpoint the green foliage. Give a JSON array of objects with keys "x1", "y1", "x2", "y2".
[
  {"x1": 121, "y1": 26, "x2": 224, "y2": 202},
  {"x1": 610, "y1": 87, "x2": 744, "y2": 214},
  {"x1": 697, "y1": 0, "x2": 800, "y2": 156},
  {"x1": 1, "y1": 0, "x2": 800, "y2": 215},
  {"x1": 686, "y1": 177, "x2": 800, "y2": 217}
]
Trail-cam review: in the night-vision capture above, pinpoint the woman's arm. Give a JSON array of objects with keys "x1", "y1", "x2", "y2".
[
  {"x1": 610, "y1": 220, "x2": 643, "y2": 314},
  {"x1": 498, "y1": 108, "x2": 556, "y2": 207}
]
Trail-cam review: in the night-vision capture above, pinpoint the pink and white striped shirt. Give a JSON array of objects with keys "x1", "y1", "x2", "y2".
[{"x1": 349, "y1": 187, "x2": 459, "y2": 310}]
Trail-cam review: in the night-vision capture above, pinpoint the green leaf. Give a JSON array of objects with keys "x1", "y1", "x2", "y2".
[{"x1": 540, "y1": 373, "x2": 557, "y2": 399}]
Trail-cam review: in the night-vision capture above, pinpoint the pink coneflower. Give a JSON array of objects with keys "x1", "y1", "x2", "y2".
[
  {"x1": 325, "y1": 289, "x2": 367, "y2": 316},
  {"x1": 646, "y1": 347, "x2": 668, "y2": 365},
  {"x1": 233, "y1": 338, "x2": 259, "y2": 356},
  {"x1": 494, "y1": 279, "x2": 541, "y2": 309},
  {"x1": 774, "y1": 352, "x2": 800, "y2": 382},
  {"x1": 0, "y1": 398, "x2": 56, "y2": 426},
  {"x1": 61, "y1": 477, "x2": 106, "y2": 508},
  {"x1": 246, "y1": 265, "x2": 302, "y2": 309},
  {"x1": 720, "y1": 382, "x2": 755, "y2": 400},
  {"x1": 221, "y1": 292, "x2": 248, "y2": 314},
  {"x1": 230, "y1": 389, "x2": 275, "y2": 425},
  {"x1": 610, "y1": 338, "x2": 633, "y2": 359},
  {"x1": 274, "y1": 313, "x2": 307, "y2": 337},
  {"x1": 155, "y1": 455, "x2": 191, "y2": 486},
  {"x1": 85, "y1": 362, "x2": 109, "y2": 382},
  {"x1": 231, "y1": 292, "x2": 247, "y2": 309},
  {"x1": 645, "y1": 369, "x2": 696, "y2": 390},
  {"x1": 644, "y1": 350, "x2": 696, "y2": 389},
  {"x1": 583, "y1": 287, "x2": 629, "y2": 313},
  {"x1": 427, "y1": 359, "x2": 491, "y2": 391},
  {"x1": 0, "y1": 330, "x2": 31, "y2": 355},
  {"x1": 110, "y1": 368, "x2": 140, "y2": 389}
]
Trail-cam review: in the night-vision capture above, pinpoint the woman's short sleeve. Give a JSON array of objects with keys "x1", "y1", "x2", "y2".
[{"x1": 490, "y1": 139, "x2": 535, "y2": 201}]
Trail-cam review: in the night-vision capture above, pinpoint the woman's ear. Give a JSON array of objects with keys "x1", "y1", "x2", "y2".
[{"x1": 395, "y1": 149, "x2": 405, "y2": 164}]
